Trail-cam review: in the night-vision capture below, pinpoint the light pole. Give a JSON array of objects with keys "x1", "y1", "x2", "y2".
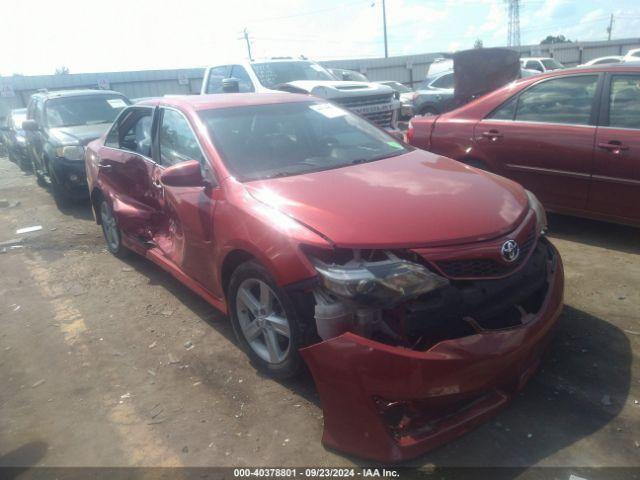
[{"x1": 382, "y1": 0, "x2": 388, "y2": 58}]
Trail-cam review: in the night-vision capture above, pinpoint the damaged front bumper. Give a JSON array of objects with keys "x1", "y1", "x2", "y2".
[{"x1": 300, "y1": 240, "x2": 563, "y2": 462}]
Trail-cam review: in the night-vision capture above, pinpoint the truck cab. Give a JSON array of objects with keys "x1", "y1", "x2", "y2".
[{"x1": 200, "y1": 58, "x2": 401, "y2": 132}]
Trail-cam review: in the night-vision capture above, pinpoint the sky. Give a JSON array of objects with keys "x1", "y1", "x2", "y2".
[{"x1": 1, "y1": 0, "x2": 639, "y2": 76}]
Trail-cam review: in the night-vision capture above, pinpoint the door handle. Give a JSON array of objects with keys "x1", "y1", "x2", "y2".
[
  {"x1": 152, "y1": 179, "x2": 163, "y2": 189},
  {"x1": 98, "y1": 164, "x2": 112, "y2": 170},
  {"x1": 598, "y1": 141, "x2": 628, "y2": 153},
  {"x1": 481, "y1": 130, "x2": 503, "y2": 140}
]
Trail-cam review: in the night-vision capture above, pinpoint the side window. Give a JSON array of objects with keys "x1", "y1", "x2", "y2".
[
  {"x1": 488, "y1": 96, "x2": 518, "y2": 120},
  {"x1": 105, "y1": 107, "x2": 154, "y2": 157},
  {"x1": 526, "y1": 60, "x2": 543, "y2": 72},
  {"x1": 608, "y1": 75, "x2": 640, "y2": 130},
  {"x1": 515, "y1": 75, "x2": 598, "y2": 125},
  {"x1": 432, "y1": 73, "x2": 454, "y2": 89},
  {"x1": 159, "y1": 109, "x2": 205, "y2": 167},
  {"x1": 206, "y1": 66, "x2": 230, "y2": 94},
  {"x1": 230, "y1": 65, "x2": 255, "y2": 93}
]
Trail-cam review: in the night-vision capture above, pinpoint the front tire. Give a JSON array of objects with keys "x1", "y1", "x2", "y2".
[
  {"x1": 99, "y1": 198, "x2": 129, "y2": 258},
  {"x1": 228, "y1": 261, "x2": 308, "y2": 379},
  {"x1": 50, "y1": 172, "x2": 71, "y2": 207}
]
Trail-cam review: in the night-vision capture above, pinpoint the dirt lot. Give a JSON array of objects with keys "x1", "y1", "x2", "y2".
[{"x1": 0, "y1": 156, "x2": 639, "y2": 472}]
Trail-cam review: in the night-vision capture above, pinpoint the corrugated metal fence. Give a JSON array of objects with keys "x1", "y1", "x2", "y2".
[
  {"x1": 2, "y1": 37, "x2": 640, "y2": 118},
  {"x1": 321, "y1": 38, "x2": 640, "y2": 86}
]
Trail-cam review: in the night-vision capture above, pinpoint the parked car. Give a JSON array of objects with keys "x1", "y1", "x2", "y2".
[
  {"x1": 580, "y1": 55, "x2": 623, "y2": 66},
  {"x1": 23, "y1": 89, "x2": 130, "y2": 204},
  {"x1": 328, "y1": 67, "x2": 368, "y2": 82},
  {"x1": 623, "y1": 48, "x2": 640, "y2": 62},
  {"x1": 1, "y1": 108, "x2": 29, "y2": 170},
  {"x1": 406, "y1": 64, "x2": 640, "y2": 227},
  {"x1": 85, "y1": 92, "x2": 563, "y2": 462},
  {"x1": 411, "y1": 69, "x2": 455, "y2": 116},
  {"x1": 200, "y1": 58, "x2": 401, "y2": 132},
  {"x1": 412, "y1": 64, "x2": 537, "y2": 117},
  {"x1": 520, "y1": 57, "x2": 565, "y2": 73},
  {"x1": 377, "y1": 80, "x2": 414, "y2": 119}
]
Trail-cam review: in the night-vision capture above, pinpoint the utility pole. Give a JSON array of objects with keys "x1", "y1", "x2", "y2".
[
  {"x1": 607, "y1": 13, "x2": 614, "y2": 41},
  {"x1": 240, "y1": 28, "x2": 253, "y2": 61},
  {"x1": 382, "y1": 0, "x2": 388, "y2": 58}
]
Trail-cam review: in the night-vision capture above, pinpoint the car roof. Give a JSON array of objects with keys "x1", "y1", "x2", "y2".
[
  {"x1": 137, "y1": 92, "x2": 316, "y2": 111},
  {"x1": 520, "y1": 57, "x2": 555, "y2": 61},
  {"x1": 32, "y1": 89, "x2": 125, "y2": 100}
]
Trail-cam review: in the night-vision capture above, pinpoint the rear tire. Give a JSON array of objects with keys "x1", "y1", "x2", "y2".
[
  {"x1": 99, "y1": 198, "x2": 129, "y2": 258},
  {"x1": 228, "y1": 260, "x2": 309, "y2": 379}
]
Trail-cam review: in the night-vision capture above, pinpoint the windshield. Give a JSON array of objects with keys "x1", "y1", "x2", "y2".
[
  {"x1": 199, "y1": 101, "x2": 409, "y2": 182},
  {"x1": 251, "y1": 61, "x2": 334, "y2": 88},
  {"x1": 541, "y1": 58, "x2": 564, "y2": 70},
  {"x1": 45, "y1": 94, "x2": 129, "y2": 128}
]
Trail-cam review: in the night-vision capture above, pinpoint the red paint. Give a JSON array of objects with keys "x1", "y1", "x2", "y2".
[
  {"x1": 301, "y1": 245, "x2": 563, "y2": 462},
  {"x1": 85, "y1": 93, "x2": 565, "y2": 461},
  {"x1": 408, "y1": 65, "x2": 640, "y2": 226}
]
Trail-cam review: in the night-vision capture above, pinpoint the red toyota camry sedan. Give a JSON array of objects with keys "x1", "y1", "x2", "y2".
[
  {"x1": 85, "y1": 93, "x2": 563, "y2": 462},
  {"x1": 406, "y1": 64, "x2": 640, "y2": 227}
]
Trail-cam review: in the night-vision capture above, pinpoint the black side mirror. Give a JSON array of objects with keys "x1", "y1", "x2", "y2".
[
  {"x1": 22, "y1": 120, "x2": 39, "y2": 131},
  {"x1": 222, "y1": 78, "x2": 240, "y2": 93}
]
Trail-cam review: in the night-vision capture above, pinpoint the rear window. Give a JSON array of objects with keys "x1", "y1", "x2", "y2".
[
  {"x1": 45, "y1": 94, "x2": 130, "y2": 128},
  {"x1": 199, "y1": 101, "x2": 408, "y2": 182}
]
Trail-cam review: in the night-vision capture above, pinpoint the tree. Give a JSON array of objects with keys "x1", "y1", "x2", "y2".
[
  {"x1": 474, "y1": 38, "x2": 484, "y2": 49},
  {"x1": 540, "y1": 35, "x2": 571, "y2": 45},
  {"x1": 55, "y1": 66, "x2": 70, "y2": 75}
]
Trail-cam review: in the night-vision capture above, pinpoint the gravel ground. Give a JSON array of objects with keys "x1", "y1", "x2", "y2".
[{"x1": 0, "y1": 156, "x2": 639, "y2": 473}]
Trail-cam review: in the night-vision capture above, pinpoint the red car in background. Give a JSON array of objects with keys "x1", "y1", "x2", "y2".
[
  {"x1": 85, "y1": 93, "x2": 563, "y2": 462},
  {"x1": 407, "y1": 64, "x2": 640, "y2": 227}
]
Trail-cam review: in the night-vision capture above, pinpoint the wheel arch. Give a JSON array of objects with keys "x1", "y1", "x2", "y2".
[{"x1": 220, "y1": 249, "x2": 258, "y2": 298}]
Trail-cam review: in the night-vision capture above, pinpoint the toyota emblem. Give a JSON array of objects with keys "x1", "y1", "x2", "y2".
[{"x1": 501, "y1": 239, "x2": 520, "y2": 263}]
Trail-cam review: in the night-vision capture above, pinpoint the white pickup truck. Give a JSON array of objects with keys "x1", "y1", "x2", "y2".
[{"x1": 200, "y1": 58, "x2": 401, "y2": 132}]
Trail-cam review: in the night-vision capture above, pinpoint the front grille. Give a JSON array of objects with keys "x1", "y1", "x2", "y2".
[
  {"x1": 334, "y1": 93, "x2": 393, "y2": 108},
  {"x1": 436, "y1": 226, "x2": 537, "y2": 279},
  {"x1": 364, "y1": 110, "x2": 394, "y2": 128},
  {"x1": 334, "y1": 94, "x2": 395, "y2": 128},
  {"x1": 403, "y1": 239, "x2": 555, "y2": 349}
]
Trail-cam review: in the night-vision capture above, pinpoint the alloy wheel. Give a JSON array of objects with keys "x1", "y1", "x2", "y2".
[
  {"x1": 100, "y1": 201, "x2": 120, "y2": 251},
  {"x1": 235, "y1": 278, "x2": 291, "y2": 364}
]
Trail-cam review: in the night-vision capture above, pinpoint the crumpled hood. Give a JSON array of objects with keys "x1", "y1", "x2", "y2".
[
  {"x1": 49, "y1": 123, "x2": 112, "y2": 146},
  {"x1": 283, "y1": 80, "x2": 394, "y2": 100},
  {"x1": 244, "y1": 149, "x2": 529, "y2": 248}
]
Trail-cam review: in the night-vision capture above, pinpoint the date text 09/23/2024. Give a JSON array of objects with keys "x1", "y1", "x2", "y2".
[{"x1": 233, "y1": 468, "x2": 400, "y2": 478}]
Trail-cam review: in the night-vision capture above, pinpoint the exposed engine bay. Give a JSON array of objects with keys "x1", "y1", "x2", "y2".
[{"x1": 301, "y1": 237, "x2": 555, "y2": 351}]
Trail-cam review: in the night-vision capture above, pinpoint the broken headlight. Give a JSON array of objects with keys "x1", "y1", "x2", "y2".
[
  {"x1": 526, "y1": 190, "x2": 548, "y2": 235},
  {"x1": 306, "y1": 249, "x2": 449, "y2": 307}
]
